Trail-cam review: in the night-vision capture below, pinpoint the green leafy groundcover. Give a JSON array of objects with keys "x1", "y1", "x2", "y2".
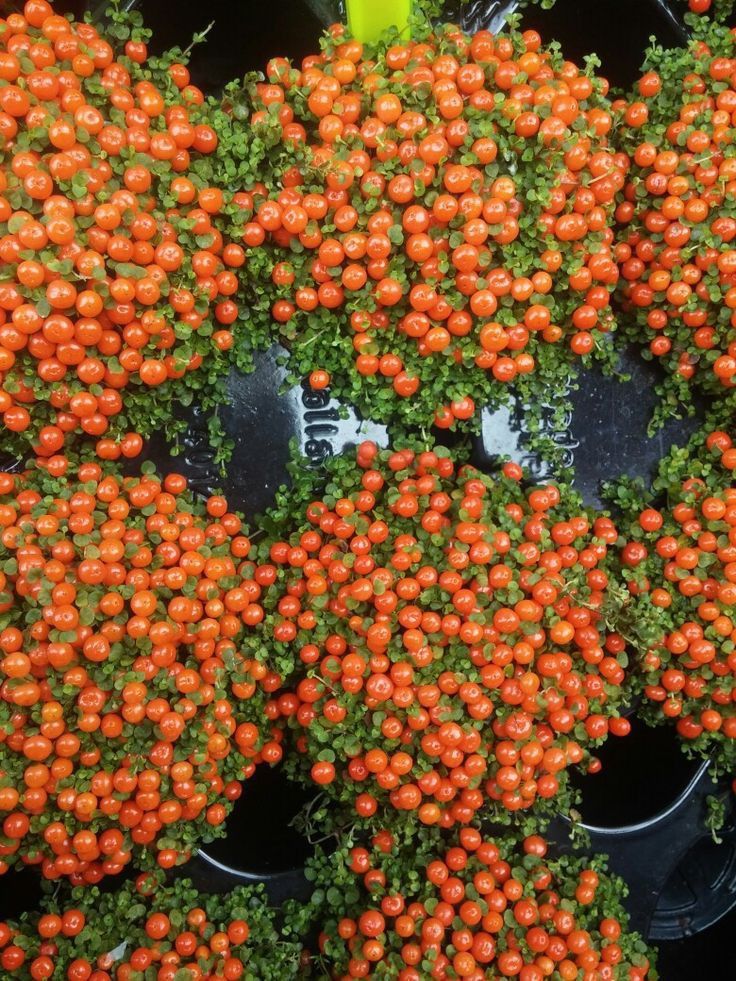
[
  {"x1": 0, "y1": 829, "x2": 658, "y2": 979},
  {"x1": 0, "y1": 871, "x2": 303, "y2": 979},
  {"x1": 0, "y1": 3, "x2": 257, "y2": 463},
  {"x1": 248, "y1": 440, "x2": 635, "y2": 832},
  {"x1": 195, "y1": 10, "x2": 625, "y2": 447},
  {"x1": 614, "y1": 15, "x2": 736, "y2": 429},
  {"x1": 608, "y1": 417, "x2": 736, "y2": 774},
  {"x1": 292, "y1": 822, "x2": 657, "y2": 978},
  {"x1": 0, "y1": 458, "x2": 276, "y2": 882}
]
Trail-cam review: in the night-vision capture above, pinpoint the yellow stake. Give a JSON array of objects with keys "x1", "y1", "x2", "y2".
[{"x1": 345, "y1": 0, "x2": 412, "y2": 43}]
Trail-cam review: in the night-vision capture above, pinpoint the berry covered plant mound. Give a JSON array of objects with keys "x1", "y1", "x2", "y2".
[
  {"x1": 617, "y1": 425, "x2": 736, "y2": 770},
  {"x1": 302, "y1": 826, "x2": 656, "y2": 980},
  {"x1": 0, "y1": 459, "x2": 283, "y2": 883},
  {"x1": 255, "y1": 441, "x2": 633, "y2": 827},
  {"x1": 211, "y1": 17, "x2": 625, "y2": 434},
  {"x1": 0, "y1": 870, "x2": 302, "y2": 979},
  {"x1": 614, "y1": 18, "x2": 736, "y2": 419},
  {"x1": 0, "y1": 0, "x2": 247, "y2": 460}
]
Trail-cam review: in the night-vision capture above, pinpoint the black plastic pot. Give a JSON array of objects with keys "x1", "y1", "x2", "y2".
[
  {"x1": 571, "y1": 719, "x2": 704, "y2": 830},
  {"x1": 557, "y1": 719, "x2": 736, "y2": 941},
  {"x1": 139, "y1": 345, "x2": 387, "y2": 522},
  {"x1": 578, "y1": 762, "x2": 736, "y2": 939},
  {"x1": 478, "y1": 345, "x2": 707, "y2": 508},
  {"x1": 193, "y1": 766, "x2": 315, "y2": 905},
  {"x1": 650, "y1": 821, "x2": 736, "y2": 942}
]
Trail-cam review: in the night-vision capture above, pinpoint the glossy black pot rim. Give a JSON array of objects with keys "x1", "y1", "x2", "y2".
[
  {"x1": 565, "y1": 759, "x2": 710, "y2": 837},
  {"x1": 196, "y1": 847, "x2": 306, "y2": 883}
]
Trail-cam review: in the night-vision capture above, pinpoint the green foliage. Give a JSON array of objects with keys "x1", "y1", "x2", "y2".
[
  {"x1": 245, "y1": 442, "x2": 635, "y2": 828},
  {"x1": 0, "y1": 873, "x2": 302, "y2": 979},
  {"x1": 608, "y1": 420, "x2": 736, "y2": 773},
  {"x1": 293, "y1": 824, "x2": 657, "y2": 978},
  {"x1": 0, "y1": 459, "x2": 272, "y2": 877},
  {"x1": 614, "y1": 17, "x2": 736, "y2": 430},
  {"x1": 194, "y1": 15, "x2": 621, "y2": 448}
]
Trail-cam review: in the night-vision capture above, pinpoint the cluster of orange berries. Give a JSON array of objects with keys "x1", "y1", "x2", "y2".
[
  {"x1": 3, "y1": 0, "x2": 732, "y2": 464},
  {"x1": 3, "y1": 0, "x2": 735, "y2": 467},
  {"x1": 614, "y1": 20, "x2": 736, "y2": 403},
  {"x1": 0, "y1": 458, "x2": 281, "y2": 882},
  {"x1": 0, "y1": 871, "x2": 302, "y2": 979},
  {"x1": 310, "y1": 827, "x2": 654, "y2": 981},
  {"x1": 619, "y1": 427, "x2": 736, "y2": 769},
  {"x1": 0, "y1": 0, "x2": 244, "y2": 459},
  {"x1": 231, "y1": 19, "x2": 625, "y2": 432},
  {"x1": 0, "y1": 3, "x2": 733, "y2": 979},
  {"x1": 252, "y1": 441, "x2": 632, "y2": 826}
]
